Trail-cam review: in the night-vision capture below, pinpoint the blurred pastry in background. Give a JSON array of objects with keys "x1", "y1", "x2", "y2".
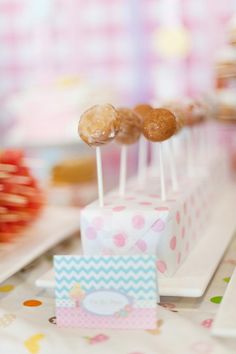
[
  {"x1": 4, "y1": 76, "x2": 118, "y2": 147},
  {"x1": 215, "y1": 48, "x2": 236, "y2": 79},
  {"x1": 227, "y1": 15, "x2": 236, "y2": 47},
  {"x1": 215, "y1": 89, "x2": 236, "y2": 122},
  {"x1": 0, "y1": 149, "x2": 44, "y2": 242},
  {"x1": 51, "y1": 157, "x2": 96, "y2": 185},
  {"x1": 49, "y1": 156, "x2": 97, "y2": 207}
]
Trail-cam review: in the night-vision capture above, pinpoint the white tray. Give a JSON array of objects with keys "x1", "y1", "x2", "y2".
[
  {"x1": 212, "y1": 267, "x2": 236, "y2": 338},
  {"x1": 35, "y1": 186, "x2": 236, "y2": 297},
  {"x1": 0, "y1": 206, "x2": 80, "y2": 283}
]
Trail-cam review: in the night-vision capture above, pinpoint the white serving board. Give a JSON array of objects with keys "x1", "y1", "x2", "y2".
[
  {"x1": 212, "y1": 267, "x2": 236, "y2": 338},
  {"x1": 35, "y1": 186, "x2": 236, "y2": 297},
  {"x1": 0, "y1": 206, "x2": 80, "y2": 284}
]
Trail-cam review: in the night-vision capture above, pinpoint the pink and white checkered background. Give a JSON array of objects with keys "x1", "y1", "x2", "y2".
[{"x1": 0, "y1": 0, "x2": 236, "y2": 136}]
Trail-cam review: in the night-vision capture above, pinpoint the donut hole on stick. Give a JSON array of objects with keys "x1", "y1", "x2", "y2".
[
  {"x1": 142, "y1": 108, "x2": 177, "y2": 142},
  {"x1": 142, "y1": 108, "x2": 177, "y2": 201},
  {"x1": 78, "y1": 104, "x2": 121, "y2": 147},
  {"x1": 78, "y1": 104, "x2": 121, "y2": 207}
]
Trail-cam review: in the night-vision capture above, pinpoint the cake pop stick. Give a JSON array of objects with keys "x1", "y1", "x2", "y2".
[
  {"x1": 150, "y1": 142, "x2": 159, "y2": 172},
  {"x1": 186, "y1": 130, "x2": 194, "y2": 177},
  {"x1": 134, "y1": 105, "x2": 158, "y2": 174},
  {"x1": 196, "y1": 100, "x2": 210, "y2": 164},
  {"x1": 159, "y1": 143, "x2": 166, "y2": 200},
  {"x1": 137, "y1": 136, "x2": 147, "y2": 185},
  {"x1": 184, "y1": 100, "x2": 206, "y2": 177},
  {"x1": 119, "y1": 145, "x2": 127, "y2": 197},
  {"x1": 142, "y1": 108, "x2": 177, "y2": 201},
  {"x1": 166, "y1": 141, "x2": 178, "y2": 192},
  {"x1": 134, "y1": 104, "x2": 153, "y2": 184},
  {"x1": 163, "y1": 102, "x2": 185, "y2": 191},
  {"x1": 116, "y1": 108, "x2": 142, "y2": 197},
  {"x1": 96, "y1": 146, "x2": 104, "y2": 207},
  {"x1": 78, "y1": 104, "x2": 121, "y2": 207}
]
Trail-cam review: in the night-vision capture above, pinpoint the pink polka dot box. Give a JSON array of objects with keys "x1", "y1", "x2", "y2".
[{"x1": 80, "y1": 161, "x2": 227, "y2": 277}]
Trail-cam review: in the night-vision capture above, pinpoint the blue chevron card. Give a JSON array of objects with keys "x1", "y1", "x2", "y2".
[{"x1": 54, "y1": 255, "x2": 158, "y2": 329}]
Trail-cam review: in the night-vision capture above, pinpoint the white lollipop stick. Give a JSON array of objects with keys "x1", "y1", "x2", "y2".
[
  {"x1": 138, "y1": 136, "x2": 147, "y2": 185},
  {"x1": 150, "y1": 143, "x2": 159, "y2": 179},
  {"x1": 167, "y1": 140, "x2": 178, "y2": 192},
  {"x1": 187, "y1": 129, "x2": 194, "y2": 178},
  {"x1": 96, "y1": 147, "x2": 104, "y2": 207},
  {"x1": 159, "y1": 143, "x2": 166, "y2": 201},
  {"x1": 119, "y1": 145, "x2": 127, "y2": 197},
  {"x1": 204, "y1": 123, "x2": 210, "y2": 163},
  {"x1": 198, "y1": 125, "x2": 204, "y2": 164},
  {"x1": 151, "y1": 143, "x2": 159, "y2": 167}
]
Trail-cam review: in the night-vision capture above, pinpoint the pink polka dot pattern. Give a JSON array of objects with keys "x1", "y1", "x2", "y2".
[
  {"x1": 113, "y1": 233, "x2": 126, "y2": 247},
  {"x1": 139, "y1": 201, "x2": 152, "y2": 206},
  {"x1": 125, "y1": 196, "x2": 136, "y2": 201},
  {"x1": 132, "y1": 215, "x2": 145, "y2": 230},
  {"x1": 92, "y1": 217, "x2": 104, "y2": 231},
  {"x1": 183, "y1": 202, "x2": 187, "y2": 215},
  {"x1": 191, "y1": 195, "x2": 195, "y2": 205},
  {"x1": 149, "y1": 194, "x2": 160, "y2": 198},
  {"x1": 57, "y1": 307, "x2": 156, "y2": 329},
  {"x1": 185, "y1": 242, "x2": 189, "y2": 253},
  {"x1": 85, "y1": 227, "x2": 97, "y2": 240},
  {"x1": 188, "y1": 216, "x2": 192, "y2": 227},
  {"x1": 151, "y1": 219, "x2": 165, "y2": 232},
  {"x1": 196, "y1": 209, "x2": 200, "y2": 219},
  {"x1": 176, "y1": 211, "x2": 180, "y2": 224},
  {"x1": 201, "y1": 318, "x2": 213, "y2": 329},
  {"x1": 157, "y1": 260, "x2": 167, "y2": 274},
  {"x1": 177, "y1": 252, "x2": 181, "y2": 264},
  {"x1": 112, "y1": 206, "x2": 126, "y2": 212},
  {"x1": 155, "y1": 207, "x2": 169, "y2": 211},
  {"x1": 102, "y1": 249, "x2": 113, "y2": 255},
  {"x1": 136, "y1": 239, "x2": 147, "y2": 252},
  {"x1": 170, "y1": 236, "x2": 177, "y2": 250},
  {"x1": 190, "y1": 341, "x2": 213, "y2": 353}
]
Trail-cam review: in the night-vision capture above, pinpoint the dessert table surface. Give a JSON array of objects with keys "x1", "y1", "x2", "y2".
[{"x1": 0, "y1": 235, "x2": 236, "y2": 354}]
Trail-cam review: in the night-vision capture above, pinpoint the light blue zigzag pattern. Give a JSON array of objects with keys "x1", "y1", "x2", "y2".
[
  {"x1": 54, "y1": 256, "x2": 157, "y2": 300},
  {"x1": 56, "y1": 286, "x2": 156, "y2": 293},
  {"x1": 54, "y1": 256, "x2": 156, "y2": 265},
  {"x1": 55, "y1": 275, "x2": 156, "y2": 283},
  {"x1": 54, "y1": 267, "x2": 155, "y2": 274}
]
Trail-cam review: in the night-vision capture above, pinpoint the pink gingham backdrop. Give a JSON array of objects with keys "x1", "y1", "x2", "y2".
[{"x1": 0, "y1": 0, "x2": 236, "y2": 136}]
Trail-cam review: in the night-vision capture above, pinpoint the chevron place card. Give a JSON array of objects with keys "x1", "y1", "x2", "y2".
[{"x1": 54, "y1": 255, "x2": 158, "y2": 329}]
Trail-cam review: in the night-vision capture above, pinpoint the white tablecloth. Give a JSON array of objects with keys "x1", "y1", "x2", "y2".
[{"x1": 0, "y1": 236, "x2": 236, "y2": 354}]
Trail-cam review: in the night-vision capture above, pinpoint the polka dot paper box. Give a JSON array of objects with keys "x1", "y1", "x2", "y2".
[{"x1": 80, "y1": 165, "x2": 226, "y2": 277}]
